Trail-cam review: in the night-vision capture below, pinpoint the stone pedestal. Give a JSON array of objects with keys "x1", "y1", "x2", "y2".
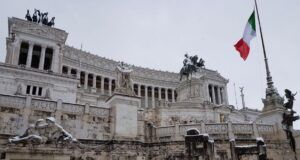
[
  {"x1": 257, "y1": 108, "x2": 285, "y2": 126},
  {"x1": 259, "y1": 93, "x2": 285, "y2": 126},
  {"x1": 176, "y1": 78, "x2": 205, "y2": 103},
  {"x1": 107, "y1": 93, "x2": 141, "y2": 140}
]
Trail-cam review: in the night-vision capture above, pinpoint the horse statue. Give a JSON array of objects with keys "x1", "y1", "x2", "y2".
[
  {"x1": 47, "y1": 17, "x2": 55, "y2": 27},
  {"x1": 179, "y1": 54, "x2": 205, "y2": 81},
  {"x1": 25, "y1": 9, "x2": 55, "y2": 27},
  {"x1": 32, "y1": 9, "x2": 39, "y2": 23},
  {"x1": 25, "y1": 9, "x2": 32, "y2": 21},
  {"x1": 42, "y1": 12, "x2": 49, "y2": 25}
]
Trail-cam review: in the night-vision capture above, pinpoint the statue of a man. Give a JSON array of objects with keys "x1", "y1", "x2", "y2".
[
  {"x1": 183, "y1": 54, "x2": 192, "y2": 66},
  {"x1": 115, "y1": 62, "x2": 135, "y2": 95}
]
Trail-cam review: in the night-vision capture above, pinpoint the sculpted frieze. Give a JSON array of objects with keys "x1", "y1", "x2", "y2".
[
  {"x1": 0, "y1": 96, "x2": 25, "y2": 109},
  {"x1": 0, "y1": 106, "x2": 21, "y2": 114},
  {"x1": 62, "y1": 104, "x2": 84, "y2": 115},
  {"x1": 89, "y1": 106, "x2": 109, "y2": 117},
  {"x1": 31, "y1": 99, "x2": 56, "y2": 112}
]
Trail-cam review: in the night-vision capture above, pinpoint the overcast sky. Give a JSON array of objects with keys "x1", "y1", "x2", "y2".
[{"x1": 1, "y1": 0, "x2": 300, "y2": 128}]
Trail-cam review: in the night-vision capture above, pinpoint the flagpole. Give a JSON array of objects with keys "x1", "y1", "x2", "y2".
[{"x1": 254, "y1": 0, "x2": 276, "y2": 96}]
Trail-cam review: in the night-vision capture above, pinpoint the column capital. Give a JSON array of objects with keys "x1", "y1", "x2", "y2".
[
  {"x1": 40, "y1": 44, "x2": 48, "y2": 48},
  {"x1": 27, "y1": 41, "x2": 35, "y2": 46}
]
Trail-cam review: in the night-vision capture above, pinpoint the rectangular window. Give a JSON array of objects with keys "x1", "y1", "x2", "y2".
[
  {"x1": 26, "y1": 85, "x2": 30, "y2": 94},
  {"x1": 38, "y1": 87, "x2": 42, "y2": 96},
  {"x1": 32, "y1": 86, "x2": 37, "y2": 95}
]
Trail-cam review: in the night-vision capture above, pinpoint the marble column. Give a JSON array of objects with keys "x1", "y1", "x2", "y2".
[
  {"x1": 206, "y1": 83, "x2": 210, "y2": 102},
  {"x1": 51, "y1": 46, "x2": 59, "y2": 72},
  {"x1": 138, "y1": 84, "x2": 141, "y2": 97},
  {"x1": 108, "y1": 78, "x2": 112, "y2": 95},
  {"x1": 39, "y1": 45, "x2": 46, "y2": 70},
  {"x1": 172, "y1": 89, "x2": 175, "y2": 102},
  {"x1": 101, "y1": 76, "x2": 105, "y2": 94},
  {"x1": 158, "y1": 87, "x2": 161, "y2": 100},
  {"x1": 220, "y1": 87, "x2": 225, "y2": 104},
  {"x1": 84, "y1": 72, "x2": 88, "y2": 89},
  {"x1": 67, "y1": 67, "x2": 71, "y2": 75},
  {"x1": 151, "y1": 86, "x2": 155, "y2": 108},
  {"x1": 224, "y1": 86, "x2": 229, "y2": 105},
  {"x1": 145, "y1": 86, "x2": 148, "y2": 108},
  {"x1": 26, "y1": 42, "x2": 34, "y2": 68},
  {"x1": 12, "y1": 39, "x2": 21, "y2": 65},
  {"x1": 217, "y1": 86, "x2": 221, "y2": 105},
  {"x1": 76, "y1": 70, "x2": 80, "y2": 79},
  {"x1": 93, "y1": 74, "x2": 96, "y2": 88},
  {"x1": 211, "y1": 85, "x2": 216, "y2": 104},
  {"x1": 165, "y1": 88, "x2": 168, "y2": 101}
]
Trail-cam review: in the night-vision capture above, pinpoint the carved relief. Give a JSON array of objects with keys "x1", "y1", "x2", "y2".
[
  {"x1": 31, "y1": 99, "x2": 56, "y2": 112},
  {"x1": 62, "y1": 103, "x2": 84, "y2": 115},
  {"x1": 89, "y1": 106, "x2": 109, "y2": 117},
  {"x1": 0, "y1": 96, "x2": 25, "y2": 109}
]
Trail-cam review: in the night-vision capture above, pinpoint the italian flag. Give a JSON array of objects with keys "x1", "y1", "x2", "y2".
[{"x1": 234, "y1": 11, "x2": 256, "y2": 60}]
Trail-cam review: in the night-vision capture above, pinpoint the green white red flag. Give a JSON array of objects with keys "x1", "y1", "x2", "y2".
[{"x1": 234, "y1": 11, "x2": 256, "y2": 60}]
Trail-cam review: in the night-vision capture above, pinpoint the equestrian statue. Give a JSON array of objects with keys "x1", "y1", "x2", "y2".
[{"x1": 179, "y1": 53, "x2": 205, "y2": 81}]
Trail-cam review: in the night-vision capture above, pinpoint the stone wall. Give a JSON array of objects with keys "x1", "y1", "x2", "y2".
[
  {"x1": 0, "y1": 63, "x2": 78, "y2": 103},
  {"x1": 0, "y1": 94, "x2": 110, "y2": 140}
]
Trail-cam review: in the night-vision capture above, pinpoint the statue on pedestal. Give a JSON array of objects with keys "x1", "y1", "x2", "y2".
[
  {"x1": 282, "y1": 89, "x2": 299, "y2": 129},
  {"x1": 281, "y1": 89, "x2": 299, "y2": 152},
  {"x1": 179, "y1": 53, "x2": 205, "y2": 81},
  {"x1": 25, "y1": 10, "x2": 32, "y2": 21},
  {"x1": 114, "y1": 62, "x2": 135, "y2": 96},
  {"x1": 24, "y1": 9, "x2": 55, "y2": 27}
]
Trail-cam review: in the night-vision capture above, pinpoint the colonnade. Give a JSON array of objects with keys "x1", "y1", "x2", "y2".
[
  {"x1": 62, "y1": 65, "x2": 176, "y2": 108},
  {"x1": 18, "y1": 41, "x2": 57, "y2": 71},
  {"x1": 208, "y1": 84, "x2": 228, "y2": 105}
]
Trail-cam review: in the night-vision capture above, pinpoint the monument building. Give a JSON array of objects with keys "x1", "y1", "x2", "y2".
[{"x1": 0, "y1": 11, "x2": 297, "y2": 160}]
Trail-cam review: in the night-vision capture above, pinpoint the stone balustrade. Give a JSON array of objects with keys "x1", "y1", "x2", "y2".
[{"x1": 154, "y1": 121, "x2": 275, "y2": 142}]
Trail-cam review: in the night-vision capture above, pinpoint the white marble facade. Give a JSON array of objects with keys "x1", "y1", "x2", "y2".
[{"x1": 1, "y1": 16, "x2": 296, "y2": 160}]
